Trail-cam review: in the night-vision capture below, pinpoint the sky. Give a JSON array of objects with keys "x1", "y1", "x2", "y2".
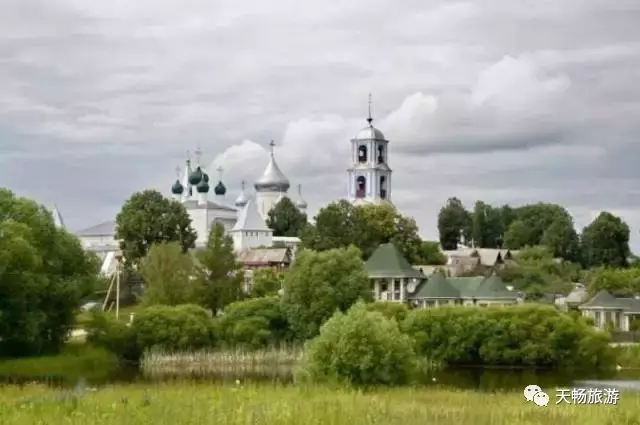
[{"x1": 1, "y1": 1, "x2": 640, "y2": 249}]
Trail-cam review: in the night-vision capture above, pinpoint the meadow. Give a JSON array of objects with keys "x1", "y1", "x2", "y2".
[{"x1": 0, "y1": 382, "x2": 636, "y2": 425}]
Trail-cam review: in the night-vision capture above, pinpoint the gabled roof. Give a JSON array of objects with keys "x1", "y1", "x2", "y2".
[
  {"x1": 414, "y1": 272, "x2": 459, "y2": 299},
  {"x1": 448, "y1": 276, "x2": 485, "y2": 298},
  {"x1": 238, "y1": 248, "x2": 290, "y2": 265},
  {"x1": 365, "y1": 243, "x2": 424, "y2": 279},
  {"x1": 231, "y1": 199, "x2": 272, "y2": 232},
  {"x1": 76, "y1": 221, "x2": 116, "y2": 237},
  {"x1": 579, "y1": 290, "x2": 640, "y2": 311},
  {"x1": 474, "y1": 273, "x2": 518, "y2": 299}
]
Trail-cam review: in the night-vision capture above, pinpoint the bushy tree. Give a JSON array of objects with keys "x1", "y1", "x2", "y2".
[
  {"x1": 0, "y1": 189, "x2": 100, "y2": 357},
  {"x1": 281, "y1": 246, "x2": 371, "y2": 340},
  {"x1": 301, "y1": 302, "x2": 416, "y2": 386},
  {"x1": 437, "y1": 197, "x2": 472, "y2": 250},
  {"x1": 139, "y1": 242, "x2": 196, "y2": 305},
  {"x1": 402, "y1": 304, "x2": 614, "y2": 369},
  {"x1": 195, "y1": 222, "x2": 244, "y2": 314},
  {"x1": 581, "y1": 211, "x2": 630, "y2": 268},
  {"x1": 217, "y1": 296, "x2": 293, "y2": 349},
  {"x1": 115, "y1": 190, "x2": 196, "y2": 265},
  {"x1": 266, "y1": 196, "x2": 308, "y2": 237},
  {"x1": 251, "y1": 267, "x2": 284, "y2": 297},
  {"x1": 418, "y1": 240, "x2": 446, "y2": 265},
  {"x1": 584, "y1": 267, "x2": 640, "y2": 297}
]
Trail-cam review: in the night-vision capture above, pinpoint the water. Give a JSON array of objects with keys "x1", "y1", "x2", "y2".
[{"x1": 3, "y1": 365, "x2": 640, "y2": 392}]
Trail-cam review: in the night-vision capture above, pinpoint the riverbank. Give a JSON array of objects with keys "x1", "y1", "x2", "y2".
[{"x1": 0, "y1": 382, "x2": 633, "y2": 424}]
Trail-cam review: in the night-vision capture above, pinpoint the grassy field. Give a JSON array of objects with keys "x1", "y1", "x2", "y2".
[{"x1": 0, "y1": 383, "x2": 636, "y2": 425}]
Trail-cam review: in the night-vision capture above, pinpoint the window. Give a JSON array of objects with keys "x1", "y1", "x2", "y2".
[{"x1": 358, "y1": 145, "x2": 368, "y2": 162}]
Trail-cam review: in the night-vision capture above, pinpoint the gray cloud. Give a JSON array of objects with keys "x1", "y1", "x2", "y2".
[{"x1": 1, "y1": 0, "x2": 640, "y2": 249}]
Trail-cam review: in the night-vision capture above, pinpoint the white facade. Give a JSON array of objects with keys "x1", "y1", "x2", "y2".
[
  {"x1": 230, "y1": 199, "x2": 273, "y2": 252},
  {"x1": 347, "y1": 115, "x2": 393, "y2": 206}
]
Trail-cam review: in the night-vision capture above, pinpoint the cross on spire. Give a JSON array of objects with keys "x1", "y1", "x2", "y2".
[
  {"x1": 367, "y1": 93, "x2": 373, "y2": 125},
  {"x1": 269, "y1": 140, "x2": 276, "y2": 155},
  {"x1": 216, "y1": 165, "x2": 224, "y2": 180},
  {"x1": 175, "y1": 165, "x2": 181, "y2": 178},
  {"x1": 241, "y1": 180, "x2": 245, "y2": 190},
  {"x1": 194, "y1": 146, "x2": 202, "y2": 164}
]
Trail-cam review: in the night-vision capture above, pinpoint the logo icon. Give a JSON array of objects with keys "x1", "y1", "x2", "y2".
[{"x1": 524, "y1": 385, "x2": 549, "y2": 407}]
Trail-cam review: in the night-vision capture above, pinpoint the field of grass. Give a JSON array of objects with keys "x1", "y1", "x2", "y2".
[
  {"x1": 614, "y1": 345, "x2": 640, "y2": 369},
  {"x1": 0, "y1": 383, "x2": 636, "y2": 425}
]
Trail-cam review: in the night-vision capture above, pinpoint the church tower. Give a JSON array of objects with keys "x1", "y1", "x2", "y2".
[
  {"x1": 254, "y1": 140, "x2": 290, "y2": 219},
  {"x1": 347, "y1": 95, "x2": 392, "y2": 205}
]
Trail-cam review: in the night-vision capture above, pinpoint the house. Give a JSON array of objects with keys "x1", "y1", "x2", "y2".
[
  {"x1": 237, "y1": 247, "x2": 291, "y2": 292},
  {"x1": 441, "y1": 248, "x2": 518, "y2": 276},
  {"x1": 364, "y1": 243, "x2": 520, "y2": 307},
  {"x1": 579, "y1": 290, "x2": 640, "y2": 332}
]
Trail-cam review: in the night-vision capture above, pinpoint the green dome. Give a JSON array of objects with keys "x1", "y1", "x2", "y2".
[
  {"x1": 188, "y1": 166, "x2": 203, "y2": 185},
  {"x1": 196, "y1": 177, "x2": 209, "y2": 193},
  {"x1": 171, "y1": 179, "x2": 184, "y2": 195},
  {"x1": 214, "y1": 181, "x2": 226, "y2": 195},
  {"x1": 203, "y1": 173, "x2": 210, "y2": 183}
]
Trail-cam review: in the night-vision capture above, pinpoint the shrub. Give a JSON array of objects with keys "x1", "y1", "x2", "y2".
[
  {"x1": 85, "y1": 311, "x2": 140, "y2": 362},
  {"x1": 365, "y1": 301, "x2": 410, "y2": 323},
  {"x1": 300, "y1": 301, "x2": 416, "y2": 387},
  {"x1": 402, "y1": 304, "x2": 614, "y2": 369},
  {"x1": 217, "y1": 296, "x2": 293, "y2": 349}
]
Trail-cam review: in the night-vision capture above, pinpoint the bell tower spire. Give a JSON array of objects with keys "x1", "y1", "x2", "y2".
[{"x1": 346, "y1": 95, "x2": 393, "y2": 206}]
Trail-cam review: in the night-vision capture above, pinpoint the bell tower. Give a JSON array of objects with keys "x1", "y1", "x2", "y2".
[{"x1": 347, "y1": 94, "x2": 392, "y2": 205}]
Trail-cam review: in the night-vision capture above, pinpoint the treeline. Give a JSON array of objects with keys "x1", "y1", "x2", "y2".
[{"x1": 438, "y1": 198, "x2": 631, "y2": 268}]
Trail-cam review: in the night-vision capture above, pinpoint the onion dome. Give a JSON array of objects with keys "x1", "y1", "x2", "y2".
[
  {"x1": 234, "y1": 181, "x2": 248, "y2": 208},
  {"x1": 171, "y1": 179, "x2": 184, "y2": 195},
  {"x1": 214, "y1": 181, "x2": 226, "y2": 196},
  {"x1": 295, "y1": 184, "x2": 307, "y2": 209},
  {"x1": 188, "y1": 166, "x2": 203, "y2": 185},
  {"x1": 196, "y1": 175, "x2": 209, "y2": 193},
  {"x1": 254, "y1": 140, "x2": 290, "y2": 193}
]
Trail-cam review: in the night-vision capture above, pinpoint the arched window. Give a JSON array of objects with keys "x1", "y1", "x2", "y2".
[
  {"x1": 356, "y1": 176, "x2": 366, "y2": 198},
  {"x1": 379, "y1": 175, "x2": 387, "y2": 199},
  {"x1": 358, "y1": 145, "x2": 367, "y2": 163},
  {"x1": 377, "y1": 144, "x2": 384, "y2": 164}
]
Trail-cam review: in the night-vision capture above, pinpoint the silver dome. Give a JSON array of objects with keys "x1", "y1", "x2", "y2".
[
  {"x1": 254, "y1": 142, "x2": 290, "y2": 192},
  {"x1": 295, "y1": 184, "x2": 307, "y2": 209},
  {"x1": 234, "y1": 181, "x2": 248, "y2": 207},
  {"x1": 354, "y1": 124, "x2": 386, "y2": 141}
]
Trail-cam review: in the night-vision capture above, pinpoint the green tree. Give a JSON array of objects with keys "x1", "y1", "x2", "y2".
[
  {"x1": 195, "y1": 223, "x2": 244, "y2": 314},
  {"x1": 115, "y1": 190, "x2": 196, "y2": 266},
  {"x1": 251, "y1": 267, "x2": 283, "y2": 297},
  {"x1": 471, "y1": 201, "x2": 504, "y2": 248},
  {"x1": 0, "y1": 189, "x2": 100, "y2": 356},
  {"x1": 281, "y1": 246, "x2": 371, "y2": 340},
  {"x1": 139, "y1": 242, "x2": 196, "y2": 305},
  {"x1": 217, "y1": 296, "x2": 293, "y2": 349},
  {"x1": 418, "y1": 241, "x2": 446, "y2": 265},
  {"x1": 581, "y1": 211, "x2": 630, "y2": 268},
  {"x1": 584, "y1": 267, "x2": 640, "y2": 297},
  {"x1": 266, "y1": 196, "x2": 308, "y2": 237},
  {"x1": 503, "y1": 220, "x2": 533, "y2": 249},
  {"x1": 540, "y1": 214, "x2": 580, "y2": 261},
  {"x1": 301, "y1": 301, "x2": 416, "y2": 386},
  {"x1": 301, "y1": 201, "x2": 423, "y2": 263},
  {"x1": 437, "y1": 197, "x2": 471, "y2": 250}
]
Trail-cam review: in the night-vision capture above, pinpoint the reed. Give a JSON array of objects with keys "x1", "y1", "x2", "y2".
[
  {"x1": 141, "y1": 346, "x2": 303, "y2": 379},
  {"x1": 0, "y1": 382, "x2": 636, "y2": 424}
]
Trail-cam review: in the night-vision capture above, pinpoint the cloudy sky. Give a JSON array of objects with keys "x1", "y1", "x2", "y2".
[{"x1": 2, "y1": 0, "x2": 640, "y2": 248}]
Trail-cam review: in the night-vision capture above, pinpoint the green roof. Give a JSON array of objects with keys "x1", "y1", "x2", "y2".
[
  {"x1": 364, "y1": 243, "x2": 424, "y2": 278},
  {"x1": 580, "y1": 290, "x2": 640, "y2": 311},
  {"x1": 448, "y1": 277, "x2": 485, "y2": 298},
  {"x1": 414, "y1": 271, "x2": 460, "y2": 299},
  {"x1": 474, "y1": 273, "x2": 518, "y2": 299}
]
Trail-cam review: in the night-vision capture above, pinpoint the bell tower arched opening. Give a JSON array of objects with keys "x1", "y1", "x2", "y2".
[
  {"x1": 379, "y1": 175, "x2": 387, "y2": 199},
  {"x1": 377, "y1": 144, "x2": 385, "y2": 164},
  {"x1": 358, "y1": 145, "x2": 368, "y2": 163},
  {"x1": 356, "y1": 176, "x2": 366, "y2": 198}
]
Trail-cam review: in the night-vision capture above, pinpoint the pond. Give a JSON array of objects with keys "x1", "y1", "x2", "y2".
[{"x1": 2, "y1": 364, "x2": 640, "y2": 392}]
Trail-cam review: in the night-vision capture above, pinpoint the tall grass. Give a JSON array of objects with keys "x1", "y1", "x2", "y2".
[
  {"x1": 141, "y1": 346, "x2": 303, "y2": 380},
  {"x1": 0, "y1": 382, "x2": 636, "y2": 424},
  {"x1": 613, "y1": 345, "x2": 640, "y2": 369}
]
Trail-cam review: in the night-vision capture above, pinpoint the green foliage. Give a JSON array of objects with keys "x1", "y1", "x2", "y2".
[
  {"x1": 217, "y1": 296, "x2": 293, "y2": 349},
  {"x1": 0, "y1": 189, "x2": 100, "y2": 357},
  {"x1": 365, "y1": 301, "x2": 411, "y2": 323},
  {"x1": 437, "y1": 197, "x2": 471, "y2": 250},
  {"x1": 194, "y1": 223, "x2": 244, "y2": 314},
  {"x1": 402, "y1": 304, "x2": 614, "y2": 369},
  {"x1": 301, "y1": 201, "x2": 424, "y2": 263},
  {"x1": 281, "y1": 246, "x2": 371, "y2": 340},
  {"x1": 418, "y1": 240, "x2": 446, "y2": 265},
  {"x1": 471, "y1": 201, "x2": 505, "y2": 249},
  {"x1": 266, "y1": 196, "x2": 308, "y2": 237},
  {"x1": 251, "y1": 267, "x2": 284, "y2": 297},
  {"x1": 139, "y1": 242, "x2": 197, "y2": 305},
  {"x1": 581, "y1": 211, "x2": 630, "y2": 268},
  {"x1": 115, "y1": 190, "x2": 197, "y2": 266},
  {"x1": 301, "y1": 302, "x2": 416, "y2": 386},
  {"x1": 85, "y1": 311, "x2": 140, "y2": 362},
  {"x1": 584, "y1": 266, "x2": 640, "y2": 296}
]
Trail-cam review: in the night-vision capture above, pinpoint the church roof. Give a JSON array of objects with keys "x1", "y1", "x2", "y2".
[
  {"x1": 414, "y1": 271, "x2": 459, "y2": 299},
  {"x1": 238, "y1": 248, "x2": 290, "y2": 265},
  {"x1": 354, "y1": 124, "x2": 386, "y2": 141},
  {"x1": 182, "y1": 200, "x2": 236, "y2": 212},
  {"x1": 231, "y1": 199, "x2": 272, "y2": 232},
  {"x1": 254, "y1": 144, "x2": 290, "y2": 192},
  {"x1": 365, "y1": 243, "x2": 423, "y2": 278},
  {"x1": 77, "y1": 221, "x2": 116, "y2": 237}
]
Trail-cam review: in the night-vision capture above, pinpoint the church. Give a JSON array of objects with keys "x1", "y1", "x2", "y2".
[{"x1": 62, "y1": 102, "x2": 394, "y2": 275}]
